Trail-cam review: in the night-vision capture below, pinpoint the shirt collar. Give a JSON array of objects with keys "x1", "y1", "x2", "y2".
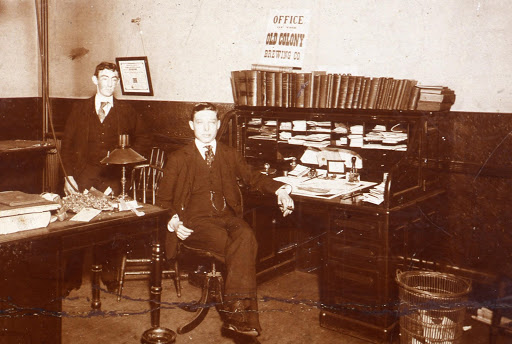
[
  {"x1": 95, "y1": 95, "x2": 114, "y2": 109},
  {"x1": 194, "y1": 138, "x2": 217, "y2": 156}
]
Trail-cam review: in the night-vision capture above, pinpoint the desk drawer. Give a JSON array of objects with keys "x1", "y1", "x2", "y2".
[
  {"x1": 330, "y1": 209, "x2": 382, "y2": 242},
  {"x1": 60, "y1": 219, "x2": 157, "y2": 251},
  {"x1": 324, "y1": 260, "x2": 382, "y2": 304},
  {"x1": 328, "y1": 238, "x2": 382, "y2": 269}
]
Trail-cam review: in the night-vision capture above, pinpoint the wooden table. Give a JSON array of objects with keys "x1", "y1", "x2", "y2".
[{"x1": 0, "y1": 204, "x2": 174, "y2": 343}]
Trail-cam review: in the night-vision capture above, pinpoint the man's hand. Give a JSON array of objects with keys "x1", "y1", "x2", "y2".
[
  {"x1": 64, "y1": 176, "x2": 79, "y2": 195},
  {"x1": 167, "y1": 215, "x2": 194, "y2": 240},
  {"x1": 276, "y1": 188, "x2": 294, "y2": 217}
]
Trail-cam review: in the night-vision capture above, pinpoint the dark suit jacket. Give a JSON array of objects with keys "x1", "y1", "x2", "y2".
[
  {"x1": 156, "y1": 141, "x2": 284, "y2": 221},
  {"x1": 61, "y1": 96, "x2": 150, "y2": 178}
]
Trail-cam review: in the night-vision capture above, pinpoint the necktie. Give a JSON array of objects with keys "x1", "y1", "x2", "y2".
[
  {"x1": 98, "y1": 101, "x2": 108, "y2": 122},
  {"x1": 205, "y1": 145, "x2": 214, "y2": 167}
]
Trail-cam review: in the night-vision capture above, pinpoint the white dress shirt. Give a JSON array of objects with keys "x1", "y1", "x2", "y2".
[
  {"x1": 194, "y1": 138, "x2": 217, "y2": 159},
  {"x1": 95, "y1": 95, "x2": 114, "y2": 122}
]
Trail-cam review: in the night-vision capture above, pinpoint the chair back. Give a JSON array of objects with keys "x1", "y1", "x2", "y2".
[{"x1": 131, "y1": 147, "x2": 166, "y2": 204}]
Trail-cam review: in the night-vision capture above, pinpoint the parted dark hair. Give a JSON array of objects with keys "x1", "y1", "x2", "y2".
[
  {"x1": 190, "y1": 102, "x2": 219, "y2": 121},
  {"x1": 94, "y1": 62, "x2": 119, "y2": 77}
]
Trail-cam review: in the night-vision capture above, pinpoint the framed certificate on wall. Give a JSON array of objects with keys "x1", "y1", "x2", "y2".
[{"x1": 115, "y1": 56, "x2": 154, "y2": 96}]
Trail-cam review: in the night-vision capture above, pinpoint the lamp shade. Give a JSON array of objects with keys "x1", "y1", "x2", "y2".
[
  {"x1": 101, "y1": 147, "x2": 146, "y2": 165},
  {"x1": 100, "y1": 134, "x2": 146, "y2": 165}
]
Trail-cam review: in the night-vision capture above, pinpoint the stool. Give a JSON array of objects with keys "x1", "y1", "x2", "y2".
[{"x1": 176, "y1": 242, "x2": 224, "y2": 334}]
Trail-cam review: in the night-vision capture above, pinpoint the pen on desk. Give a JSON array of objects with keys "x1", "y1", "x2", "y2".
[
  {"x1": 302, "y1": 175, "x2": 318, "y2": 182},
  {"x1": 340, "y1": 191, "x2": 363, "y2": 200}
]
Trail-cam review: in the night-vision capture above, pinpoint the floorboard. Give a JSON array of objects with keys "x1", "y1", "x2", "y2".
[{"x1": 62, "y1": 270, "x2": 499, "y2": 343}]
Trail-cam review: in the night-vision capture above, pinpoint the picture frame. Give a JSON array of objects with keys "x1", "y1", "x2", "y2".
[
  {"x1": 115, "y1": 56, "x2": 154, "y2": 96},
  {"x1": 327, "y1": 160, "x2": 345, "y2": 175}
]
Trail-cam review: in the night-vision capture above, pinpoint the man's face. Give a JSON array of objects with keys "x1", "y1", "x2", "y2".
[
  {"x1": 92, "y1": 69, "x2": 119, "y2": 97},
  {"x1": 189, "y1": 110, "x2": 220, "y2": 144}
]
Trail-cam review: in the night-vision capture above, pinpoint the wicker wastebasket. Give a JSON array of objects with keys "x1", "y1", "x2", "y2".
[{"x1": 396, "y1": 270, "x2": 471, "y2": 344}]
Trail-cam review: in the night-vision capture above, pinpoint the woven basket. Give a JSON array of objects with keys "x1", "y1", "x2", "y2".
[{"x1": 396, "y1": 270, "x2": 471, "y2": 344}]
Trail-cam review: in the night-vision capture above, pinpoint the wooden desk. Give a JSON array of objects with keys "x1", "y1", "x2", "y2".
[
  {"x1": 0, "y1": 204, "x2": 173, "y2": 343},
  {"x1": 244, "y1": 188, "x2": 445, "y2": 344}
]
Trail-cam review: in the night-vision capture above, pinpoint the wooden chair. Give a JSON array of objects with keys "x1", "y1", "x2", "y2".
[
  {"x1": 131, "y1": 147, "x2": 166, "y2": 205},
  {"x1": 176, "y1": 242, "x2": 224, "y2": 334},
  {"x1": 175, "y1": 183, "x2": 248, "y2": 334},
  {"x1": 116, "y1": 147, "x2": 182, "y2": 301}
]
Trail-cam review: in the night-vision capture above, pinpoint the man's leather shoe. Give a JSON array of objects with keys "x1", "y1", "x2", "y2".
[
  {"x1": 222, "y1": 320, "x2": 260, "y2": 337},
  {"x1": 221, "y1": 327, "x2": 261, "y2": 343},
  {"x1": 220, "y1": 300, "x2": 260, "y2": 337}
]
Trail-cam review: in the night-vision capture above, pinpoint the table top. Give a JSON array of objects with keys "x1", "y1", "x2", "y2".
[
  {"x1": 0, "y1": 204, "x2": 169, "y2": 245},
  {"x1": 0, "y1": 140, "x2": 54, "y2": 154}
]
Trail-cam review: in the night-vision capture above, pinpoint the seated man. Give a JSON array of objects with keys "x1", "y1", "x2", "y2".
[{"x1": 156, "y1": 102, "x2": 294, "y2": 338}]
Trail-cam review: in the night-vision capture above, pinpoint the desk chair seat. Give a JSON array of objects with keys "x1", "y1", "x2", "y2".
[
  {"x1": 176, "y1": 242, "x2": 225, "y2": 334},
  {"x1": 117, "y1": 147, "x2": 182, "y2": 301}
]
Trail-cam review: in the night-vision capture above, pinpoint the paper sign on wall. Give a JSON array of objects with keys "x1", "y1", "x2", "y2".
[{"x1": 259, "y1": 9, "x2": 311, "y2": 69}]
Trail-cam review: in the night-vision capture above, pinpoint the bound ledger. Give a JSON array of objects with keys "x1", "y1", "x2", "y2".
[{"x1": 0, "y1": 191, "x2": 60, "y2": 234}]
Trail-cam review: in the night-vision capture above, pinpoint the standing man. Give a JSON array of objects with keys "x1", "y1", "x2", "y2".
[
  {"x1": 61, "y1": 61, "x2": 150, "y2": 195},
  {"x1": 60, "y1": 61, "x2": 150, "y2": 293},
  {"x1": 156, "y1": 102, "x2": 294, "y2": 339}
]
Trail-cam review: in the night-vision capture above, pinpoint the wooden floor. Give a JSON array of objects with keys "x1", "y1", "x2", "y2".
[{"x1": 62, "y1": 270, "x2": 500, "y2": 344}]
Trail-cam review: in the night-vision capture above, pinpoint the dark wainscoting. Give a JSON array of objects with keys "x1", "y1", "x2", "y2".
[
  {"x1": 2, "y1": 97, "x2": 511, "y2": 280},
  {"x1": 428, "y1": 112, "x2": 512, "y2": 280},
  {"x1": 0, "y1": 97, "x2": 42, "y2": 140},
  {"x1": 49, "y1": 98, "x2": 235, "y2": 149}
]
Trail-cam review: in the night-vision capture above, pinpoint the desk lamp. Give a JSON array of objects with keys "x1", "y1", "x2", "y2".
[{"x1": 101, "y1": 134, "x2": 146, "y2": 199}]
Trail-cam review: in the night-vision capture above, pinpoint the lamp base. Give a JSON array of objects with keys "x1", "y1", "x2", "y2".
[{"x1": 141, "y1": 327, "x2": 176, "y2": 344}]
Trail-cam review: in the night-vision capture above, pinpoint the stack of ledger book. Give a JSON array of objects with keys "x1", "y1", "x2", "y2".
[
  {"x1": 414, "y1": 85, "x2": 456, "y2": 111},
  {"x1": 230, "y1": 69, "x2": 456, "y2": 112},
  {"x1": 0, "y1": 191, "x2": 61, "y2": 235}
]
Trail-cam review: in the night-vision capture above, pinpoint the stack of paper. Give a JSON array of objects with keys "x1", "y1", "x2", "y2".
[
  {"x1": 350, "y1": 125, "x2": 363, "y2": 134},
  {"x1": 293, "y1": 120, "x2": 307, "y2": 131},
  {"x1": 362, "y1": 126, "x2": 408, "y2": 151},
  {"x1": 303, "y1": 133, "x2": 331, "y2": 147},
  {"x1": 279, "y1": 121, "x2": 292, "y2": 130},
  {"x1": 307, "y1": 121, "x2": 331, "y2": 132},
  {"x1": 361, "y1": 173, "x2": 388, "y2": 205},
  {"x1": 332, "y1": 122, "x2": 349, "y2": 134},
  {"x1": 248, "y1": 118, "x2": 262, "y2": 125},
  {"x1": 349, "y1": 134, "x2": 363, "y2": 147}
]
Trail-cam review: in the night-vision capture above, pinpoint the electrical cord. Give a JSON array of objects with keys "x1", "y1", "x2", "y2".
[{"x1": 35, "y1": 0, "x2": 78, "y2": 194}]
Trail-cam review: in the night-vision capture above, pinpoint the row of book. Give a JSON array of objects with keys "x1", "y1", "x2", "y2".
[{"x1": 230, "y1": 70, "x2": 456, "y2": 111}]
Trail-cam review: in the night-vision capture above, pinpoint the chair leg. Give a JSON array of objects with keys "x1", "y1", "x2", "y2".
[
  {"x1": 174, "y1": 259, "x2": 182, "y2": 298},
  {"x1": 177, "y1": 268, "x2": 224, "y2": 334},
  {"x1": 177, "y1": 276, "x2": 214, "y2": 334},
  {"x1": 117, "y1": 254, "x2": 128, "y2": 302}
]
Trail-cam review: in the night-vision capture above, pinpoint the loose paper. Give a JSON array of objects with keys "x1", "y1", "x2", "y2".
[{"x1": 70, "y1": 207, "x2": 101, "y2": 222}]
